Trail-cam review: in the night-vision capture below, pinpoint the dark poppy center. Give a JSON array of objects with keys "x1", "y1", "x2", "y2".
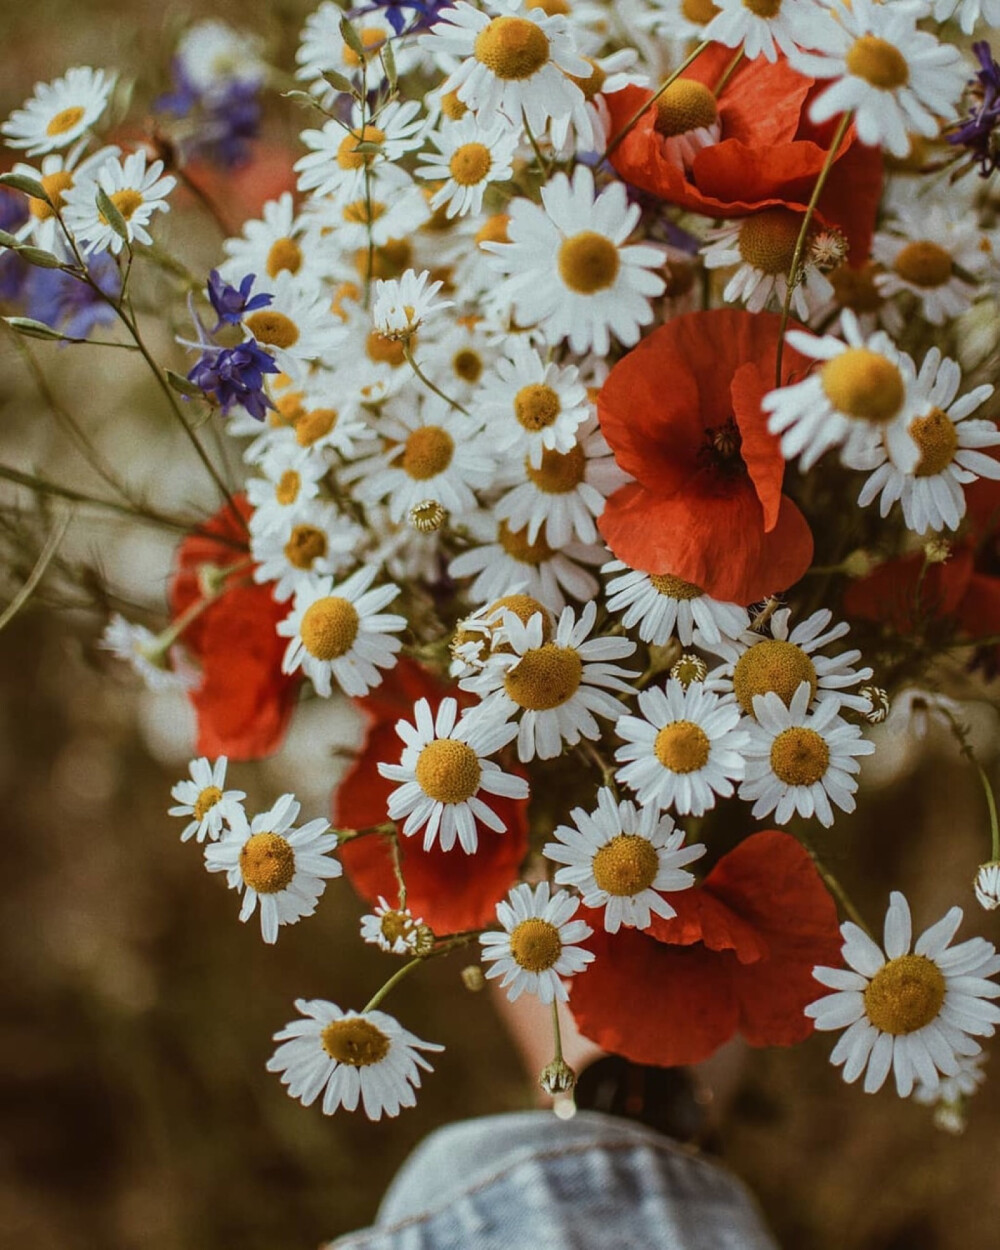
[{"x1": 698, "y1": 417, "x2": 745, "y2": 481}]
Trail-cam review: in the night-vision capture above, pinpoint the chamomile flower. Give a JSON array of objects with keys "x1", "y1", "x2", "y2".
[
  {"x1": 701, "y1": 607, "x2": 874, "y2": 717},
  {"x1": 372, "y1": 268, "x2": 453, "y2": 340},
  {"x1": 415, "y1": 115, "x2": 519, "y2": 218},
  {"x1": 62, "y1": 150, "x2": 176, "y2": 255},
  {"x1": 422, "y1": 0, "x2": 590, "y2": 137},
  {"x1": 240, "y1": 271, "x2": 340, "y2": 382},
  {"x1": 483, "y1": 163, "x2": 667, "y2": 356},
  {"x1": 703, "y1": 0, "x2": 839, "y2": 63},
  {"x1": 461, "y1": 601, "x2": 637, "y2": 762},
  {"x1": 219, "y1": 193, "x2": 308, "y2": 285},
  {"x1": 643, "y1": 77, "x2": 721, "y2": 171},
  {"x1": 449, "y1": 593, "x2": 555, "y2": 678},
  {"x1": 278, "y1": 566, "x2": 407, "y2": 698},
  {"x1": 604, "y1": 561, "x2": 750, "y2": 647},
  {"x1": 543, "y1": 787, "x2": 705, "y2": 934},
  {"x1": 739, "y1": 683, "x2": 874, "y2": 827},
  {"x1": 251, "y1": 502, "x2": 362, "y2": 600},
  {"x1": 267, "y1": 999, "x2": 443, "y2": 1119},
  {"x1": 763, "y1": 310, "x2": 920, "y2": 473},
  {"x1": 853, "y1": 347, "x2": 1000, "y2": 534},
  {"x1": 204, "y1": 794, "x2": 340, "y2": 944},
  {"x1": 883, "y1": 687, "x2": 963, "y2": 741},
  {"x1": 99, "y1": 613, "x2": 195, "y2": 691},
  {"x1": 174, "y1": 19, "x2": 266, "y2": 96},
  {"x1": 933, "y1": 0, "x2": 1000, "y2": 34},
  {"x1": 614, "y1": 679, "x2": 749, "y2": 816},
  {"x1": 479, "y1": 881, "x2": 594, "y2": 1003},
  {"x1": 788, "y1": 0, "x2": 967, "y2": 160},
  {"x1": 360, "y1": 898, "x2": 433, "y2": 955},
  {"x1": 12, "y1": 144, "x2": 120, "y2": 256},
  {"x1": 168, "y1": 756, "x2": 246, "y2": 843},
  {"x1": 2, "y1": 67, "x2": 115, "y2": 157},
  {"x1": 553, "y1": 47, "x2": 645, "y2": 156},
  {"x1": 245, "y1": 446, "x2": 327, "y2": 535},
  {"x1": 805, "y1": 892, "x2": 1000, "y2": 1097},
  {"x1": 294, "y1": 100, "x2": 424, "y2": 203},
  {"x1": 377, "y1": 696, "x2": 529, "y2": 852}
]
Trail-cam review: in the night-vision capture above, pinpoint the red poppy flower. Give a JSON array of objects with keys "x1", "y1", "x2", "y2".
[
  {"x1": 597, "y1": 308, "x2": 814, "y2": 604},
  {"x1": 169, "y1": 496, "x2": 301, "y2": 760},
  {"x1": 335, "y1": 659, "x2": 530, "y2": 934},
  {"x1": 606, "y1": 45, "x2": 882, "y2": 260},
  {"x1": 568, "y1": 830, "x2": 842, "y2": 1067}
]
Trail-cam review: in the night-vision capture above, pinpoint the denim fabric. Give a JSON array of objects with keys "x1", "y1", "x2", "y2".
[{"x1": 329, "y1": 1110, "x2": 780, "y2": 1250}]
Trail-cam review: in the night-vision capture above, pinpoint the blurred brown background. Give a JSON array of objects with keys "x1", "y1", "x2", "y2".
[{"x1": 2, "y1": 3, "x2": 1000, "y2": 1247}]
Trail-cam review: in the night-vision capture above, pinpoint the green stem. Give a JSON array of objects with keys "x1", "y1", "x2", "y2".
[
  {"x1": 157, "y1": 556, "x2": 253, "y2": 649},
  {"x1": 362, "y1": 956, "x2": 424, "y2": 1013},
  {"x1": 978, "y1": 764, "x2": 1000, "y2": 862},
  {"x1": 521, "y1": 109, "x2": 550, "y2": 178},
  {"x1": 403, "y1": 345, "x2": 470, "y2": 414},
  {"x1": 0, "y1": 510, "x2": 73, "y2": 633},
  {"x1": 799, "y1": 836, "x2": 870, "y2": 934},
  {"x1": 605, "y1": 41, "x2": 710, "y2": 160},
  {"x1": 550, "y1": 999, "x2": 564, "y2": 1064},
  {"x1": 712, "y1": 48, "x2": 743, "y2": 97}
]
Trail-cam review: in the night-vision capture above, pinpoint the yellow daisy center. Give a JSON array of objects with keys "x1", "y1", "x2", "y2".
[
  {"x1": 342, "y1": 28, "x2": 387, "y2": 68},
  {"x1": 649, "y1": 573, "x2": 703, "y2": 600},
  {"x1": 401, "y1": 425, "x2": 454, "y2": 480},
  {"x1": 653, "y1": 79, "x2": 719, "y2": 138},
  {"x1": 742, "y1": 0, "x2": 782, "y2": 16},
  {"x1": 509, "y1": 917, "x2": 563, "y2": 971},
  {"x1": 504, "y1": 644, "x2": 583, "y2": 710},
  {"x1": 845, "y1": 36, "x2": 910, "y2": 91},
  {"x1": 30, "y1": 169, "x2": 74, "y2": 218},
  {"x1": 733, "y1": 639, "x2": 817, "y2": 715},
  {"x1": 100, "y1": 188, "x2": 143, "y2": 223},
  {"x1": 272, "y1": 391, "x2": 305, "y2": 427},
  {"x1": 682, "y1": 0, "x2": 721, "y2": 19},
  {"x1": 514, "y1": 383, "x2": 562, "y2": 431},
  {"x1": 414, "y1": 738, "x2": 483, "y2": 804},
  {"x1": 440, "y1": 90, "x2": 468, "y2": 120},
  {"x1": 239, "y1": 832, "x2": 295, "y2": 893},
  {"x1": 567, "y1": 58, "x2": 607, "y2": 102},
  {"x1": 497, "y1": 519, "x2": 554, "y2": 565},
  {"x1": 452, "y1": 348, "x2": 483, "y2": 384},
  {"x1": 365, "y1": 329, "x2": 409, "y2": 366},
  {"x1": 194, "y1": 785, "x2": 223, "y2": 821},
  {"x1": 300, "y1": 596, "x2": 360, "y2": 660},
  {"x1": 296, "y1": 407, "x2": 338, "y2": 448},
  {"x1": 893, "y1": 241, "x2": 953, "y2": 289},
  {"x1": 380, "y1": 909, "x2": 413, "y2": 945},
  {"x1": 245, "y1": 310, "x2": 300, "y2": 350},
  {"x1": 558, "y1": 231, "x2": 620, "y2": 294},
  {"x1": 474, "y1": 16, "x2": 550, "y2": 81},
  {"x1": 864, "y1": 954, "x2": 946, "y2": 1035},
  {"x1": 284, "y1": 524, "x2": 328, "y2": 570},
  {"x1": 46, "y1": 105, "x2": 86, "y2": 137},
  {"x1": 769, "y1": 726, "x2": 830, "y2": 786},
  {"x1": 491, "y1": 593, "x2": 554, "y2": 636},
  {"x1": 910, "y1": 407, "x2": 958, "y2": 477},
  {"x1": 592, "y1": 834, "x2": 660, "y2": 896},
  {"x1": 321, "y1": 1016, "x2": 391, "y2": 1065},
  {"x1": 449, "y1": 142, "x2": 492, "y2": 186},
  {"x1": 738, "y1": 208, "x2": 805, "y2": 276},
  {"x1": 344, "y1": 199, "x2": 387, "y2": 226},
  {"x1": 337, "y1": 125, "x2": 386, "y2": 170},
  {"x1": 525, "y1": 443, "x2": 586, "y2": 494},
  {"x1": 266, "y1": 236, "x2": 303, "y2": 278},
  {"x1": 357, "y1": 238, "x2": 413, "y2": 281},
  {"x1": 821, "y1": 349, "x2": 905, "y2": 424},
  {"x1": 830, "y1": 261, "x2": 885, "y2": 313},
  {"x1": 527, "y1": 0, "x2": 571, "y2": 13},
  {"x1": 275, "y1": 469, "x2": 301, "y2": 506},
  {"x1": 654, "y1": 721, "x2": 711, "y2": 773},
  {"x1": 476, "y1": 214, "x2": 511, "y2": 248}
]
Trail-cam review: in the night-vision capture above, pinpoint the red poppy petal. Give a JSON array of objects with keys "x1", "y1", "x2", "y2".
[
  {"x1": 957, "y1": 572, "x2": 1000, "y2": 641},
  {"x1": 647, "y1": 888, "x2": 769, "y2": 964},
  {"x1": 844, "y1": 544, "x2": 974, "y2": 632},
  {"x1": 731, "y1": 361, "x2": 784, "y2": 531}
]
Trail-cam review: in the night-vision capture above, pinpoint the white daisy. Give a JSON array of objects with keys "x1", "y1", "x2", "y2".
[
  {"x1": 99, "y1": 613, "x2": 195, "y2": 691},
  {"x1": 479, "y1": 881, "x2": 594, "y2": 1003},
  {"x1": 975, "y1": 863, "x2": 1000, "y2": 912},
  {"x1": 614, "y1": 679, "x2": 749, "y2": 817},
  {"x1": 552, "y1": 47, "x2": 646, "y2": 157},
  {"x1": 415, "y1": 115, "x2": 519, "y2": 218},
  {"x1": 294, "y1": 100, "x2": 424, "y2": 204},
  {"x1": 2, "y1": 66, "x2": 115, "y2": 157},
  {"x1": 461, "y1": 600, "x2": 637, "y2": 762},
  {"x1": 421, "y1": 0, "x2": 590, "y2": 137},
  {"x1": 415, "y1": 317, "x2": 502, "y2": 405},
  {"x1": 739, "y1": 682, "x2": 874, "y2": 827},
  {"x1": 168, "y1": 756, "x2": 246, "y2": 843},
  {"x1": 278, "y1": 566, "x2": 407, "y2": 698},
  {"x1": 883, "y1": 687, "x2": 963, "y2": 741},
  {"x1": 806, "y1": 891, "x2": 1000, "y2": 1097},
  {"x1": 377, "y1": 696, "x2": 529, "y2": 853},
  {"x1": 204, "y1": 794, "x2": 341, "y2": 944},
  {"x1": 174, "y1": 19, "x2": 266, "y2": 96},
  {"x1": 360, "y1": 898, "x2": 432, "y2": 955},
  {"x1": 372, "y1": 268, "x2": 454, "y2": 341},
  {"x1": 251, "y1": 502, "x2": 362, "y2": 601},
  {"x1": 604, "y1": 560, "x2": 749, "y2": 647},
  {"x1": 219, "y1": 193, "x2": 309, "y2": 285},
  {"x1": 245, "y1": 446, "x2": 327, "y2": 535},
  {"x1": 11, "y1": 144, "x2": 120, "y2": 256},
  {"x1": 543, "y1": 787, "x2": 705, "y2": 934},
  {"x1": 788, "y1": 0, "x2": 967, "y2": 160},
  {"x1": 483, "y1": 163, "x2": 667, "y2": 356},
  {"x1": 296, "y1": 5, "x2": 420, "y2": 105},
  {"x1": 762, "y1": 310, "x2": 920, "y2": 473},
  {"x1": 916, "y1": 1052, "x2": 987, "y2": 1133},
  {"x1": 281, "y1": 383, "x2": 370, "y2": 460},
  {"x1": 62, "y1": 150, "x2": 176, "y2": 255},
  {"x1": 267, "y1": 999, "x2": 443, "y2": 1119},
  {"x1": 701, "y1": 606, "x2": 874, "y2": 718},
  {"x1": 854, "y1": 347, "x2": 1000, "y2": 534},
  {"x1": 703, "y1": 0, "x2": 839, "y2": 63},
  {"x1": 241, "y1": 270, "x2": 342, "y2": 383},
  {"x1": 933, "y1": 0, "x2": 1000, "y2": 34},
  {"x1": 449, "y1": 592, "x2": 556, "y2": 678}
]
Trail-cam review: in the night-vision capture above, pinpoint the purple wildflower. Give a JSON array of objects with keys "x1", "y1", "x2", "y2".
[
  {"x1": 948, "y1": 41, "x2": 1000, "y2": 177},
  {"x1": 187, "y1": 338, "x2": 279, "y2": 422},
  {"x1": 207, "y1": 269, "x2": 272, "y2": 332},
  {"x1": 25, "y1": 251, "x2": 120, "y2": 339},
  {"x1": 350, "y1": 0, "x2": 453, "y2": 35},
  {"x1": 0, "y1": 186, "x2": 30, "y2": 302},
  {"x1": 155, "y1": 61, "x2": 262, "y2": 169}
]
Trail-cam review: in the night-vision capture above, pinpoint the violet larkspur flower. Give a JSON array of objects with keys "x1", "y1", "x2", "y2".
[
  {"x1": 948, "y1": 41, "x2": 1000, "y2": 177},
  {"x1": 207, "y1": 268, "x2": 272, "y2": 331},
  {"x1": 25, "y1": 250, "x2": 120, "y2": 339},
  {"x1": 350, "y1": 0, "x2": 451, "y2": 35},
  {"x1": 156, "y1": 63, "x2": 262, "y2": 169},
  {"x1": 0, "y1": 186, "x2": 30, "y2": 302},
  {"x1": 188, "y1": 338, "x2": 279, "y2": 421}
]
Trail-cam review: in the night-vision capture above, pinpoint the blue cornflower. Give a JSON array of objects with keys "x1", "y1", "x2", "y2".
[
  {"x1": 948, "y1": 41, "x2": 1000, "y2": 177},
  {"x1": 24, "y1": 250, "x2": 121, "y2": 339},
  {"x1": 207, "y1": 269, "x2": 272, "y2": 332},
  {"x1": 0, "y1": 186, "x2": 30, "y2": 303},
  {"x1": 350, "y1": 0, "x2": 452, "y2": 35},
  {"x1": 188, "y1": 338, "x2": 279, "y2": 422}
]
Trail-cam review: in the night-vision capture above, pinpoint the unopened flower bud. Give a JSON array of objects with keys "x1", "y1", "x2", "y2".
[
  {"x1": 461, "y1": 964, "x2": 485, "y2": 992},
  {"x1": 670, "y1": 652, "x2": 708, "y2": 687},
  {"x1": 974, "y1": 861, "x2": 1000, "y2": 911},
  {"x1": 842, "y1": 549, "x2": 877, "y2": 579},
  {"x1": 924, "y1": 537, "x2": 952, "y2": 565},
  {"x1": 859, "y1": 685, "x2": 890, "y2": 725},
  {"x1": 408, "y1": 499, "x2": 447, "y2": 533},
  {"x1": 647, "y1": 638, "x2": 683, "y2": 674},
  {"x1": 412, "y1": 923, "x2": 436, "y2": 956},
  {"x1": 539, "y1": 1058, "x2": 576, "y2": 1096}
]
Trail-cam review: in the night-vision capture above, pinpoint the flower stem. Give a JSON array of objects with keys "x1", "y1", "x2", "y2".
[
  {"x1": 550, "y1": 998, "x2": 564, "y2": 1064},
  {"x1": 403, "y1": 345, "x2": 470, "y2": 414},
  {"x1": 605, "y1": 41, "x2": 710, "y2": 160},
  {"x1": 940, "y1": 705, "x2": 1000, "y2": 862},
  {"x1": 362, "y1": 956, "x2": 424, "y2": 1013},
  {"x1": 0, "y1": 510, "x2": 73, "y2": 633},
  {"x1": 799, "y1": 836, "x2": 870, "y2": 934},
  {"x1": 157, "y1": 556, "x2": 253, "y2": 649},
  {"x1": 712, "y1": 48, "x2": 743, "y2": 97}
]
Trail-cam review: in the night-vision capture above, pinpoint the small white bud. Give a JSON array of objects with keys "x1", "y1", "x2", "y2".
[{"x1": 974, "y1": 861, "x2": 1000, "y2": 911}]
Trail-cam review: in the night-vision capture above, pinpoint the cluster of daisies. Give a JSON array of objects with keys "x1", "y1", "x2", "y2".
[{"x1": 7, "y1": 0, "x2": 1000, "y2": 1128}]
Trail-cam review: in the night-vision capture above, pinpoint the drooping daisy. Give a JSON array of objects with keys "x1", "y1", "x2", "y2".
[
  {"x1": 62, "y1": 150, "x2": 176, "y2": 255},
  {"x1": 762, "y1": 310, "x2": 920, "y2": 473},
  {"x1": 250, "y1": 502, "x2": 362, "y2": 601},
  {"x1": 603, "y1": 560, "x2": 749, "y2": 647},
  {"x1": 2, "y1": 67, "x2": 115, "y2": 157},
  {"x1": 853, "y1": 347, "x2": 1000, "y2": 534},
  {"x1": 805, "y1": 891, "x2": 1000, "y2": 1097},
  {"x1": 415, "y1": 115, "x2": 519, "y2": 218},
  {"x1": 372, "y1": 268, "x2": 454, "y2": 341},
  {"x1": 204, "y1": 794, "x2": 341, "y2": 943},
  {"x1": 479, "y1": 880, "x2": 594, "y2": 1002},
  {"x1": 788, "y1": 0, "x2": 967, "y2": 160},
  {"x1": 168, "y1": 756, "x2": 246, "y2": 842},
  {"x1": 543, "y1": 787, "x2": 705, "y2": 934},
  {"x1": 703, "y1": 0, "x2": 839, "y2": 63},
  {"x1": 483, "y1": 163, "x2": 667, "y2": 356},
  {"x1": 449, "y1": 592, "x2": 555, "y2": 678},
  {"x1": 614, "y1": 679, "x2": 749, "y2": 816},
  {"x1": 360, "y1": 898, "x2": 434, "y2": 955},
  {"x1": 278, "y1": 566, "x2": 407, "y2": 698},
  {"x1": 421, "y1": 0, "x2": 590, "y2": 137},
  {"x1": 294, "y1": 100, "x2": 424, "y2": 203},
  {"x1": 701, "y1": 607, "x2": 874, "y2": 717},
  {"x1": 267, "y1": 999, "x2": 443, "y2": 1119},
  {"x1": 377, "y1": 696, "x2": 529, "y2": 853},
  {"x1": 461, "y1": 601, "x2": 637, "y2": 762},
  {"x1": 552, "y1": 47, "x2": 646, "y2": 157},
  {"x1": 739, "y1": 683, "x2": 874, "y2": 827},
  {"x1": 915, "y1": 1053, "x2": 987, "y2": 1133},
  {"x1": 99, "y1": 613, "x2": 195, "y2": 691}
]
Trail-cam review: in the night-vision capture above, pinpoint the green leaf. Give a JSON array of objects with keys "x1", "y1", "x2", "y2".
[
  {"x1": 282, "y1": 89, "x2": 325, "y2": 112},
  {"x1": 17, "y1": 246, "x2": 65, "y2": 269},
  {"x1": 95, "y1": 186, "x2": 129, "y2": 242},
  {"x1": 165, "y1": 368, "x2": 203, "y2": 398},
  {"x1": 4, "y1": 317, "x2": 67, "y2": 341},
  {"x1": 0, "y1": 172, "x2": 48, "y2": 201},
  {"x1": 321, "y1": 69, "x2": 355, "y2": 95},
  {"x1": 339, "y1": 15, "x2": 366, "y2": 57},
  {"x1": 381, "y1": 40, "x2": 397, "y2": 92},
  {"x1": 0, "y1": 229, "x2": 19, "y2": 249}
]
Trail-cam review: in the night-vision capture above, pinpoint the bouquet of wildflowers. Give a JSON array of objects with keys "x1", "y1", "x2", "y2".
[{"x1": 6, "y1": 0, "x2": 1000, "y2": 1133}]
